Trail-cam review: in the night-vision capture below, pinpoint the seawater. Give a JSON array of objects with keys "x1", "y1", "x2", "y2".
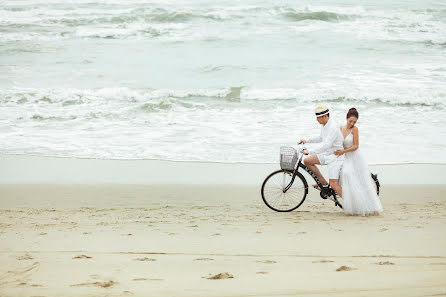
[{"x1": 1, "y1": 0, "x2": 445, "y2": 164}]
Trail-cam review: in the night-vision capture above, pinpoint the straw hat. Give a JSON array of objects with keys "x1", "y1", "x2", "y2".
[{"x1": 315, "y1": 105, "x2": 329, "y2": 117}]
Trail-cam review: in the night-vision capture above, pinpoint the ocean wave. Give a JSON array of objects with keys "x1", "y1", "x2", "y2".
[
  {"x1": 0, "y1": 4, "x2": 373, "y2": 29},
  {"x1": 139, "y1": 101, "x2": 172, "y2": 112},
  {"x1": 423, "y1": 40, "x2": 446, "y2": 47},
  {"x1": 240, "y1": 87, "x2": 446, "y2": 107},
  {"x1": 0, "y1": 6, "x2": 360, "y2": 34},
  {"x1": 1, "y1": 3, "x2": 445, "y2": 43},
  {"x1": 138, "y1": 99, "x2": 207, "y2": 112},
  {"x1": 0, "y1": 87, "x2": 242, "y2": 108},
  {"x1": 280, "y1": 9, "x2": 354, "y2": 22},
  {"x1": 314, "y1": 96, "x2": 441, "y2": 107},
  {"x1": 30, "y1": 114, "x2": 77, "y2": 121},
  {"x1": 1, "y1": 87, "x2": 444, "y2": 111},
  {"x1": 0, "y1": 6, "x2": 235, "y2": 26}
]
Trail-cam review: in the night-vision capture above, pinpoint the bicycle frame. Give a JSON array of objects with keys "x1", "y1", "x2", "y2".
[
  {"x1": 284, "y1": 144, "x2": 323, "y2": 192},
  {"x1": 283, "y1": 161, "x2": 324, "y2": 193},
  {"x1": 283, "y1": 145, "x2": 335, "y2": 201}
]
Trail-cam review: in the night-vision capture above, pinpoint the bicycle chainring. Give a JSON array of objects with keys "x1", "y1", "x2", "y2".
[{"x1": 320, "y1": 190, "x2": 329, "y2": 199}]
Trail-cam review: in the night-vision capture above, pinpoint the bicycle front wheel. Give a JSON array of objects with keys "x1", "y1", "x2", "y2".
[{"x1": 261, "y1": 170, "x2": 308, "y2": 212}]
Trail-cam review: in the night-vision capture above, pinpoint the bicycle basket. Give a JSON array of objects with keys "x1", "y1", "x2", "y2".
[{"x1": 280, "y1": 146, "x2": 298, "y2": 171}]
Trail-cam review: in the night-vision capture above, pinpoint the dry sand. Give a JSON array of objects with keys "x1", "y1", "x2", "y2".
[{"x1": 0, "y1": 184, "x2": 445, "y2": 297}]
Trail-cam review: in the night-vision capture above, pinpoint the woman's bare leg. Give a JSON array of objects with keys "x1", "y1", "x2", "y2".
[{"x1": 329, "y1": 179, "x2": 342, "y2": 197}]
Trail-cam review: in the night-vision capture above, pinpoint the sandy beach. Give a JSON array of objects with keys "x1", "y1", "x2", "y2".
[{"x1": 1, "y1": 157, "x2": 445, "y2": 297}]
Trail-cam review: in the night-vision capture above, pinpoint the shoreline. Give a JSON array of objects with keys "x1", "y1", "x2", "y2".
[
  {"x1": 2, "y1": 154, "x2": 446, "y2": 185},
  {"x1": 3, "y1": 152, "x2": 445, "y2": 166}
]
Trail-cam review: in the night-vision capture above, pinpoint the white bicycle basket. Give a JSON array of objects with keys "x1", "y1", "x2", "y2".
[{"x1": 280, "y1": 146, "x2": 298, "y2": 171}]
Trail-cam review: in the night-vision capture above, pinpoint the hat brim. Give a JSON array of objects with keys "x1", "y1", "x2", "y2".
[{"x1": 315, "y1": 109, "x2": 329, "y2": 117}]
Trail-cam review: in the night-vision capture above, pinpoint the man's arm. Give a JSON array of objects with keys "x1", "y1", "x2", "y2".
[
  {"x1": 301, "y1": 132, "x2": 322, "y2": 144},
  {"x1": 307, "y1": 128, "x2": 338, "y2": 155}
]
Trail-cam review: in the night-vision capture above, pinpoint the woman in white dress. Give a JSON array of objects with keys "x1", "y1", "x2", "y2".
[{"x1": 334, "y1": 108, "x2": 383, "y2": 216}]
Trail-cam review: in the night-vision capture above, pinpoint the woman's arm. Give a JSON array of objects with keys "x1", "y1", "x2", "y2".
[{"x1": 335, "y1": 127, "x2": 359, "y2": 155}]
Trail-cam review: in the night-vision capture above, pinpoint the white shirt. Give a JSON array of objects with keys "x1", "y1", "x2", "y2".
[{"x1": 307, "y1": 117, "x2": 344, "y2": 162}]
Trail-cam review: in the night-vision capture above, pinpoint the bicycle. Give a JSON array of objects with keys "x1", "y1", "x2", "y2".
[{"x1": 261, "y1": 143, "x2": 380, "y2": 212}]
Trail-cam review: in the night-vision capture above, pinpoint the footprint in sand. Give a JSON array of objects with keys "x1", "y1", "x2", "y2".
[
  {"x1": 336, "y1": 265, "x2": 355, "y2": 272},
  {"x1": 7, "y1": 262, "x2": 40, "y2": 278},
  {"x1": 312, "y1": 260, "x2": 334, "y2": 263},
  {"x1": 133, "y1": 278, "x2": 163, "y2": 281},
  {"x1": 205, "y1": 272, "x2": 234, "y2": 280},
  {"x1": 71, "y1": 280, "x2": 117, "y2": 288},
  {"x1": 379, "y1": 228, "x2": 388, "y2": 232},
  {"x1": 17, "y1": 254, "x2": 34, "y2": 261},
  {"x1": 73, "y1": 254, "x2": 92, "y2": 259},
  {"x1": 375, "y1": 261, "x2": 395, "y2": 265},
  {"x1": 133, "y1": 257, "x2": 156, "y2": 262},
  {"x1": 19, "y1": 282, "x2": 42, "y2": 287},
  {"x1": 194, "y1": 258, "x2": 214, "y2": 261},
  {"x1": 256, "y1": 260, "x2": 276, "y2": 264},
  {"x1": 39, "y1": 232, "x2": 47, "y2": 236},
  {"x1": 212, "y1": 233, "x2": 221, "y2": 236},
  {"x1": 256, "y1": 271, "x2": 268, "y2": 274}
]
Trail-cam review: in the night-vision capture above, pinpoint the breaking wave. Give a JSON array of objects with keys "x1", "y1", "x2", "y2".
[{"x1": 1, "y1": 87, "x2": 444, "y2": 113}]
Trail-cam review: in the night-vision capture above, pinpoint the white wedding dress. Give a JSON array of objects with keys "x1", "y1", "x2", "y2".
[{"x1": 340, "y1": 133, "x2": 383, "y2": 216}]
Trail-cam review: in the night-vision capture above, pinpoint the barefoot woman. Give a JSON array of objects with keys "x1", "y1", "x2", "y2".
[{"x1": 335, "y1": 108, "x2": 383, "y2": 216}]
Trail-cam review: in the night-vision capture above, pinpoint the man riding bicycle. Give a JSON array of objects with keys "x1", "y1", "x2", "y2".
[{"x1": 300, "y1": 105, "x2": 344, "y2": 197}]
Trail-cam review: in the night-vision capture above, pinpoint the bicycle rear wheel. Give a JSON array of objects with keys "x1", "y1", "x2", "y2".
[
  {"x1": 371, "y1": 173, "x2": 380, "y2": 196},
  {"x1": 261, "y1": 170, "x2": 308, "y2": 212}
]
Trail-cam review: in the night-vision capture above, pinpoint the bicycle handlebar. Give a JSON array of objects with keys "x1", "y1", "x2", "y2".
[{"x1": 296, "y1": 142, "x2": 307, "y2": 155}]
